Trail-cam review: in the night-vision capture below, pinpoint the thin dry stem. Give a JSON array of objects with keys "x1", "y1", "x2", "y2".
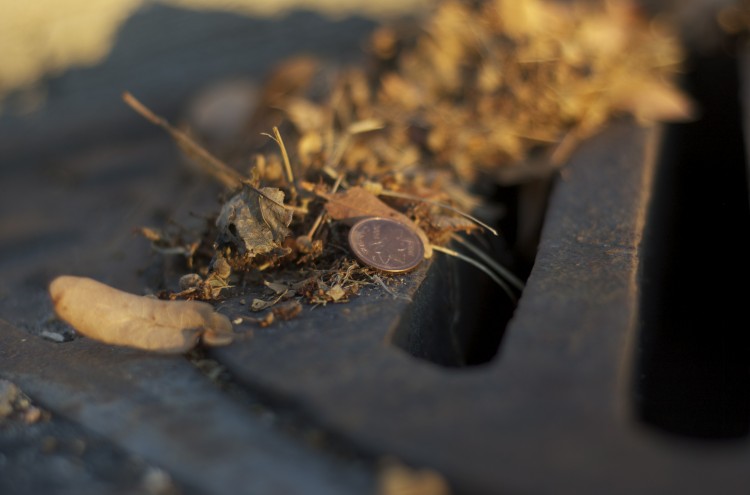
[
  {"x1": 432, "y1": 244, "x2": 516, "y2": 302},
  {"x1": 248, "y1": 185, "x2": 306, "y2": 214},
  {"x1": 307, "y1": 174, "x2": 344, "y2": 238},
  {"x1": 450, "y1": 234, "x2": 525, "y2": 290},
  {"x1": 263, "y1": 127, "x2": 298, "y2": 200},
  {"x1": 122, "y1": 91, "x2": 244, "y2": 190}
]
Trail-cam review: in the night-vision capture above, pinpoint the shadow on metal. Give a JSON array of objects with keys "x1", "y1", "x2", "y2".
[{"x1": 635, "y1": 48, "x2": 750, "y2": 439}]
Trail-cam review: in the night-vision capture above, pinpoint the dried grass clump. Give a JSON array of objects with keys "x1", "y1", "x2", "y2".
[{"x1": 372, "y1": 0, "x2": 693, "y2": 181}]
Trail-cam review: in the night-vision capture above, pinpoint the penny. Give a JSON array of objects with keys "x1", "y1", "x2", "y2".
[{"x1": 348, "y1": 217, "x2": 425, "y2": 273}]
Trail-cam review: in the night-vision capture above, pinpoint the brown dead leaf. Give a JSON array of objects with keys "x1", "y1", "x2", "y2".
[
  {"x1": 216, "y1": 186, "x2": 293, "y2": 258},
  {"x1": 322, "y1": 186, "x2": 432, "y2": 257},
  {"x1": 49, "y1": 276, "x2": 233, "y2": 353},
  {"x1": 323, "y1": 186, "x2": 408, "y2": 223}
]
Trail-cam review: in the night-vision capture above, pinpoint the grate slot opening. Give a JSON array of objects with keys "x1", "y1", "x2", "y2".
[
  {"x1": 389, "y1": 181, "x2": 545, "y2": 367},
  {"x1": 635, "y1": 49, "x2": 750, "y2": 439}
]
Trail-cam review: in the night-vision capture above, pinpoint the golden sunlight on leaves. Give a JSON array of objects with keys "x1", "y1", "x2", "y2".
[
  {"x1": 369, "y1": 0, "x2": 694, "y2": 181},
  {"x1": 48, "y1": 0, "x2": 697, "y2": 350}
]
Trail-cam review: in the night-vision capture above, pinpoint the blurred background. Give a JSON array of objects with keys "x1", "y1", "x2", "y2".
[
  {"x1": 0, "y1": 0, "x2": 432, "y2": 162},
  {"x1": 0, "y1": 0, "x2": 440, "y2": 304}
]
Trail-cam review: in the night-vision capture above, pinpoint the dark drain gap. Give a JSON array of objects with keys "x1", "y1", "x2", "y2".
[
  {"x1": 635, "y1": 49, "x2": 750, "y2": 439},
  {"x1": 390, "y1": 180, "x2": 546, "y2": 367}
]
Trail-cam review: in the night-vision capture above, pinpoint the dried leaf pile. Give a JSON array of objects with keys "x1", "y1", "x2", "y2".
[
  {"x1": 132, "y1": 0, "x2": 691, "y2": 324},
  {"x1": 365, "y1": 0, "x2": 693, "y2": 182},
  {"x1": 52, "y1": 0, "x2": 694, "y2": 352}
]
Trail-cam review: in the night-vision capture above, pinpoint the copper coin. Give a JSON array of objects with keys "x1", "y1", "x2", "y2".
[{"x1": 348, "y1": 217, "x2": 425, "y2": 273}]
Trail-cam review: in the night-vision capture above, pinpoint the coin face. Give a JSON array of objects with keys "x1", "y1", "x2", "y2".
[{"x1": 348, "y1": 217, "x2": 425, "y2": 273}]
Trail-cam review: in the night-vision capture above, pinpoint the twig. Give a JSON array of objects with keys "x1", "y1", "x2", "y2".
[{"x1": 122, "y1": 91, "x2": 244, "y2": 190}]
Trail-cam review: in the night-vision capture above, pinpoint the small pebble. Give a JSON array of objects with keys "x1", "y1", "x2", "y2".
[{"x1": 40, "y1": 330, "x2": 65, "y2": 343}]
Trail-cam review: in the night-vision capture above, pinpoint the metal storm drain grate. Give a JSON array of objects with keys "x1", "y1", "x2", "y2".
[{"x1": 2, "y1": 4, "x2": 750, "y2": 495}]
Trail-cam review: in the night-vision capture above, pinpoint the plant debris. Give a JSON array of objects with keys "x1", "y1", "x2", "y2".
[
  {"x1": 215, "y1": 186, "x2": 294, "y2": 260},
  {"x1": 366, "y1": 0, "x2": 693, "y2": 183},
  {"x1": 106, "y1": 0, "x2": 693, "y2": 344}
]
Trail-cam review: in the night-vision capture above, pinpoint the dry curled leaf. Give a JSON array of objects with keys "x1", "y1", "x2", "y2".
[
  {"x1": 49, "y1": 276, "x2": 233, "y2": 354},
  {"x1": 216, "y1": 186, "x2": 293, "y2": 258}
]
